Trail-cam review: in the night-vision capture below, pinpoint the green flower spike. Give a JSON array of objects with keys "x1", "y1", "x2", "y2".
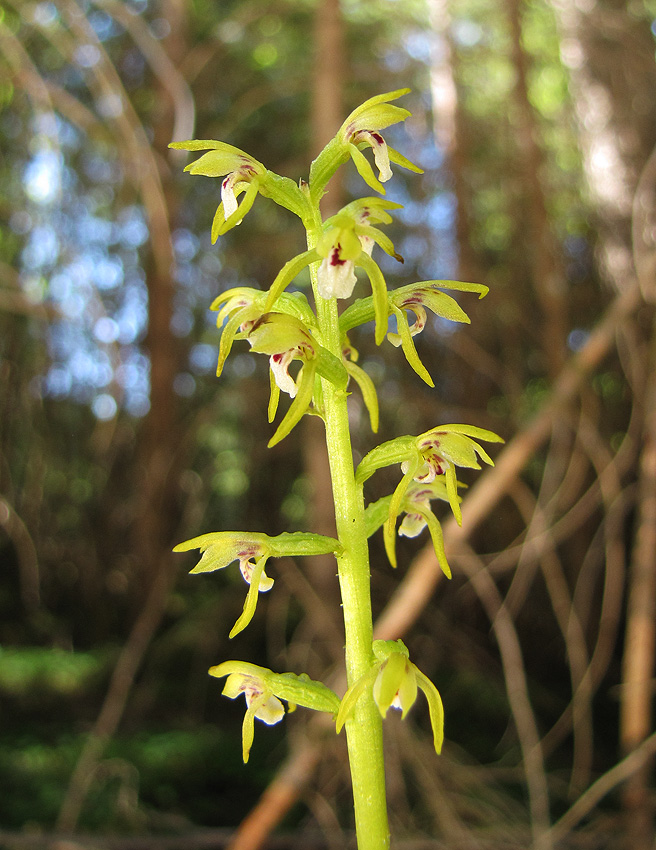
[
  {"x1": 210, "y1": 661, "x2": 340, "y2": 763},
  {"x1": 245, "y1": 312, "x2": 348, "y2": 446},
  {"x1": 310, "y1": 90, "x2": 422, "y2": 201},
  {"x1": 364, "y1": 477, "x2": 454, "y2": 574},
  {"x1": 169, "y1": 140, "x2": 308, "y2": 240},
  {"x1": 336, "y1": 640, "x2": 445, "y2": 754},
  {"x1": 174, "y1": 531, "x2": 341, "y2": 638}
]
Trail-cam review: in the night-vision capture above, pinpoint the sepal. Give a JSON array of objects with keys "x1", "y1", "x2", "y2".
[
  {"x1": 345, "y1": 360, "x2": 379, "y2": 433},
  {"x1": 267, "y1": 361, "x2": 316, "y2": 448},
  {"x1": 355, "y1": 255, "x2": 390, "y2": 344},
  {"x1": 264, "y1": 249, "x2": 321, "y2": 312}
]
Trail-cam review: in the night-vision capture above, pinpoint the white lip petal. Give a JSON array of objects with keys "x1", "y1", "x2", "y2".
[
  {"x1": 372, "y1": 143, "x2": 392, "y2": 182},
  {"x1": 317, "y1": 257, "x2": 357, "y2": 299},
  {"x1": 399, "y1": 511, "x2": 428, "y2": 538},
  {"x1": 254, "y1": 695, "x2": 285, "y2": 725},
  {"x1": 221, "y1": 172, "x2": 240, "y2": 219},
  {"x1": 270, "y1": 350, "x2": 299, "y2": 398},
  {"x1": 239, "y1": 559, "x2": 275, "y2": 591}
]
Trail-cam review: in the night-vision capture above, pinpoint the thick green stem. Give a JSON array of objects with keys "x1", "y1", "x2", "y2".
[{"x1": 308, "y1": 231, "x2": 390, "y2": 850}]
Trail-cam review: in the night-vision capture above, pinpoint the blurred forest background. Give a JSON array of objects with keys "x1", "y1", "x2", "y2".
[{"x1": 1, "y1": 0, "x2": 656, "y2": 848}]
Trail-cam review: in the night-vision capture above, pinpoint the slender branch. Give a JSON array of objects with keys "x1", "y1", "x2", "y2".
[
  {"x1": 457, "y1": 544, "x2": 553, "y2": 850},
  {"x1": 56, "y1": 566, "x2": 176, "y2": 831},
  {"x1": 546, "y1": 732, "x2": 656, "y2": 844}
]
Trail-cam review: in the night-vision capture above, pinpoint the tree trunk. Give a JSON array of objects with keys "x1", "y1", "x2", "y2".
[
  {"x1": 620, "y1": 323, "x2": 656, "y2": 850},
  {"x1": 508, "y1": 0, "x2": 568, "y2": 378}
]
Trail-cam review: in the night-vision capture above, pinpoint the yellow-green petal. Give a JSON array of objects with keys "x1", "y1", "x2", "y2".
[
  {"x1": 445, "y1": 464, "x2": 461, "y2": 526},
  {"x1": 373, "y1": 652, "x2": 407, "y2": 717},
  {"x1": 335, "y1": 667, "x2": 378, "y2": 733},
  {"x1": 415, "y1": 667, "x2": 445, "y2": 754},
  {"x1": 416, "y1": 507, "x2": 452, "y2": 579},
  {"x1": 384, "y1": 456, "x2": 420, "y2": 568},
  {"x1": 268, "y1": 361, "x2": 317, "y2": 447},
  {"x1": 241, "y1": 702, "x2": 257, "y2": 763},
  {"x1": 229, "y1": 556, "x2": 271, "y2": 639},
  {"x1": 349, "y1": 143, "x2": 385, "y2": 194},
  {"x1": 345, "y1": 360, "x2": 379, "y2": 433},
  {"x1": 358, "y1": 253, "x2": 390, "y2": 345},
  {"x1": 391, "y1": 305, "x2": 434, "y2": 387}
]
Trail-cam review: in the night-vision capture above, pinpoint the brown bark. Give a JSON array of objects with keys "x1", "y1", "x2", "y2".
[
  {"x1": 550, "y1": 3, "x2": 656, "y2": 844},
  {"x1": 311, "y1": 0, "x2": 346, "y2": 214},
  {"x1": 619, "y1": 325, "x2": 656, "y2": 850},
  {"x1": 132, "y1": 0, "x2": 186, "y2": 597},
  {"x1": 428, "y1": 0, "x2": 481, "y2": 283}
]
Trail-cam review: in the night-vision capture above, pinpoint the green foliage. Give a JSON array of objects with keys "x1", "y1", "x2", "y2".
[{"x1": 0, "y1": 646, "x2": 104, "y2": 698}]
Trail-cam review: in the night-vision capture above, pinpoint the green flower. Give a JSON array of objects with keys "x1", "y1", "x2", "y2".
[
  {"x1": 365, "y1": 477, "x2": 454, "y2": 574},
  {"x1": 211, "y1": 287, "x2": 316, "y2": 377},
  {"x1": 310, "y1": 90, "x2": 422, "y2": 200},
  {"x1": 245, "y1": 312, "x2": 347, "y2": 446},
  {"x1": 174, "y1": 531, "x2": 341, "y2": 637},
  {"x1": 339, "y1": 280, "x2": 489, "y2": 385},
  {"x1": 406, "y1": 425, "x2": 502, "y2": 525},
  {"x1": 207, "y1": 295, "x2": 347, "y2": 446},
  {"x1": 386, "y1": 281, "x2": 488, "y2": 385},
  {"x1": 210, "y1": 661, "x2": 340, "y2": 763},
  {"x1": 336, "y1": 640, "x2": 445, "y2": 754},
  {"x1": 169, "y1": 141, "x2": 267, "y2": 238},
  {"x1": 316, "y1": 199, "x2": 403, "y2": 302},
  {"x1": 357, "y1": 424, "x2": 504, "y2": 542},
  {"x1": 169, "y1": 140, "x2": 308, "y2": 239}
]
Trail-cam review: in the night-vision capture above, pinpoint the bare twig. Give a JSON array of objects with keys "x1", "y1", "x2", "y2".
[
  {"x1": 546, "y1": 731, "x2": 656, "y2": 844},
  {"x1": 56, "y1": 565, "x2": 177, "y2": 832},
  {"x1": 456, "y1": 544, "x2": 553, "y2": 850},
  {"x1": 0, "y1": 495, "x2": 40, "y2": 610}
]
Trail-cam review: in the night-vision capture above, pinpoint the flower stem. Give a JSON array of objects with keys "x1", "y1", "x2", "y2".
[{"x1": 309, "y1": 238, "x2": 390, "y2": 850}]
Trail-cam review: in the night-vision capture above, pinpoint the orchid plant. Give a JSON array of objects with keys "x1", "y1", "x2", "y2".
[{"x1": 171, "y1": 89, "x2": 502, "y2": 850}]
